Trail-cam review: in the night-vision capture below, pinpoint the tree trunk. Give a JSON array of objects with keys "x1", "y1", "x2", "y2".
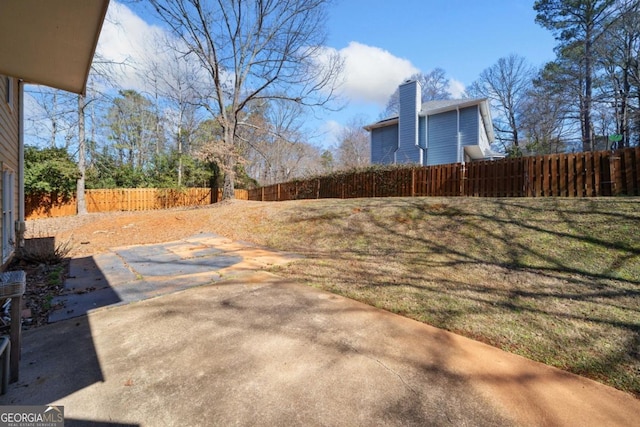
[
  {"x1": 77, "y1": 95, "x2": 88, "y2": 215},
  {"x1": 221, "y1": 125, "x2": 236, "y2": 200},
  {"x1": 222, "y1": 167, "x2": 235, "y2": 200},
  {"x1": 621, "y1": 36, "x2": 632, "y2": 148},
  {"x1": 583, "y1": 26, "x2": 594, "y2": 152},
  {"x1": 177, "y1": 126, "x2": 183, "y2": 187}
]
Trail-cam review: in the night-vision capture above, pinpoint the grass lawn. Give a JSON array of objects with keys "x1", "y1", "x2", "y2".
[{"x1": 234, "y1": 197, "x2": 640, "y2": 397}]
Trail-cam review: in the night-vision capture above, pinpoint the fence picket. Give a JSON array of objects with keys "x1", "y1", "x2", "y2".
[
  {"x1": 27, "y1": 147, "x2": 640, "y2": 220},
  {"x1": 26, "y1": 188, "x2": 249, "y2": 219}
]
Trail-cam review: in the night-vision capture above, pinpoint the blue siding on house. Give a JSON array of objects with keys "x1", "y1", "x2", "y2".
[
  {"x1": 418, "y1": 116, "x2": 426, "y2": 149},
  {"x1": 371, "y1": 125, "x2": 398, "y2": 164},
  {"x1": 397, "y1": 81, "x2": 421, "y2": 164},
  {"x1": 368, "y1": 82, "x2": 493, "y2": 166},
  {"x1": 426, "y1": 110, "x2": 458, "y2": 166},
  {"x1": 459, "y1": 106, "x2": 479, "y2": 147}
]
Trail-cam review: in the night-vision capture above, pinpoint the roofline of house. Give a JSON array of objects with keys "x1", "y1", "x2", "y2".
[
  {"x1": 364, "y1": 98, "x2": 495, "y2": 142},
  {"x1": 363, "y1": 117, "x2": 399, "y2": 131},
  {"x1": 0, "y1": 0, "x2": 111, "y2": 95}
]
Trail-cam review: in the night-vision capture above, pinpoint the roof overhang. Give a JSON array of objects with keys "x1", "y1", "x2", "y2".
[
  {"x1": 0, "y1": 0, "x2": 110, "y2": 95},
  {"x1": 419, "y1": 99, "x2": 486, "y2": 116},
  {"x1": 364, "y1": 98, "x2": 496, "y2": 143},
  {"x1": 464, "y1": 145, "x2": 485, "y2": 160},
  {"x1": 477, "y1": 100, "x2": 496, "y2": 143},
  {"x1": 420, "y1": 99, "x2": 495, "y2": 143},
  {"x1": 364, "y1": 117, "x2": 398, "y2": 131}
]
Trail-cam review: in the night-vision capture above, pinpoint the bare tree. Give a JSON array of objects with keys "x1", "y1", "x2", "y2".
[
  {"x1": 77, "y1": 49, "x2": 129, "y2": 214},
  {"x1": 148, "y1": 0, "x2": 342, "y2": 199},
  {"x1": 241, "y1": 99, "x2": 322, "y2": 185},
  {"x1": 521, "y1": 80, "x2": 574, "y2": 154},
  {"x1": 467, "y1": 54, "x2": 535, "y2": 154},
  {"x1": 143, "y1": 38, "x2": 204, "y2": 186},
  {"x1": 335, "y1": 116, "x2": 370, "y2": 169},
  {"x1": 24, "y1": 86, "x2": 77, "y2": 148},
  {"x1": 383, "y1": 68, "x2": 451, "y2": 117}
]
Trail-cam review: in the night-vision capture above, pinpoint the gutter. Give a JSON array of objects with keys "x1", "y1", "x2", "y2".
[
  {"x1": 363, "y1": 117, "x2": 398, "y2": 131},
  {"x1": 457, "y1": 107, "x2": 462, "y2": 163},
  {"x1": 17, "y1": 81, "x2": 25, "y2": 248}
]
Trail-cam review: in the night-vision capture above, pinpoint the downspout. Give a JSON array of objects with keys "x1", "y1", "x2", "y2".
[
  {"x1": 457, "y1": 107, "x2": 462, "y2": 163},
  {"x1": 16, "y1": 80, "x2": 25, "y2": 248},
  {"x1": 424, "y1": 115, "x2": 428, "y2": 165}
]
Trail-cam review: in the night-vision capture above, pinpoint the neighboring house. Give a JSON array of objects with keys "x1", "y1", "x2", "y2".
[
  {"x1": 365, "y1": 80, "x2": 503, "y2": 166},
  {"x1": 0, "y1": 0, "x2": 109, "y2": 269}
]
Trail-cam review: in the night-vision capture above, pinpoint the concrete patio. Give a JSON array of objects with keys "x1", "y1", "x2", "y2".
[{"x1": 1, "y1": 236, "x2": 638, "y2": 426}]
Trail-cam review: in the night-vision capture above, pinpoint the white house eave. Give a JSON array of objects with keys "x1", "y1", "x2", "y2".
[
  {"x1": 478, "y1": 100, "x2": 495, "y2": 143},
  {"x1": 364, "y1": 117, "x2": 399, "y2": 131},
  {"x1": 418, "y1": 99, "x2": 484, "y2": 117},
  {"x1": 0, "y1": 0, "x2": 110, "y2": 95},
  {"x1": 464, "y1": 146, "x2": 485, "y2": 160},
  {"x1": 364, "y1": 99, "x2": 495, "y2": 145}
]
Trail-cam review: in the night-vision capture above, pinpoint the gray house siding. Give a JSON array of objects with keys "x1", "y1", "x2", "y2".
[
  {"x1": 459, "y1": 106, "x2": 479, "y2": 147},
  {"x1": 418, "y1": 116, "x2": 426, "y2": 149},
  {"x1": 397, "y1": 81, "x2": 421, "y2": 164},
  {"x1": 366, "y1": 82, "x2": 495, "y2": 166},
  {"x1": 426, "y1": 110, "x2": 458, "y2": 166},
  {"x1": 371, "y1": 125, "x2": 398, "y2": 164}
]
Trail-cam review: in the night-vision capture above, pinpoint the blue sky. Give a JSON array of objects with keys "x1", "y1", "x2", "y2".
[
  {"x1": 318, "y1": 0, "x2": 558, "y2": 140},
  {"x1": 32, "y1": 1, "x2": 557, "y2": 149}
]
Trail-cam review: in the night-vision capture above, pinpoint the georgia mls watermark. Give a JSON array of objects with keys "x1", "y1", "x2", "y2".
[{"x1": 0, "y1": 406, "x2": 64, "y2": 427}]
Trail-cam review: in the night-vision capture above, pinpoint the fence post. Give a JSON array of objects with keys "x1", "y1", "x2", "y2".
[
  {"x1": 609, "y1": 153, "x2": 621, "y2": 196},
  {"x1": 277, "y1": 184, "x2": 281, "y2": 201},
  {"x1": 411, "y1": 168, "x2": 416, "y2": 197},
  {"x1": 635, "y1": 147, "x2": 640, "y2": 196},
  {"x1": 594, "y1": 153, "x2": 602, "y2": 196}
]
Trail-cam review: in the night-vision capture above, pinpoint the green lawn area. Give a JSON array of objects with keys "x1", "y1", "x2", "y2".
[{"x1": 233, "y1": 197, "x2": 640, "y2": 397}]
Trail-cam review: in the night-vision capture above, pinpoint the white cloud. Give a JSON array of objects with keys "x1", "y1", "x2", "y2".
[
  {"x1": 95, "y1": 1, "x2": 171, "y2": 92},
  {"x1": 324, "y1": 120, "x2": 345, "y2": 143},
  {"x1": 322, "y1": 42, "x2": 418, "y2": 106},
  {"x1": 447, "y1": 78, "x2": 466, "y2": 98}
]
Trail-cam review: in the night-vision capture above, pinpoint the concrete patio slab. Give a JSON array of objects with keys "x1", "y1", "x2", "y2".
[
  {"x1": 48, "y1": 233, "x2": 296, "y2": 322},
  {"x1": 3, "y1": 272, "x2": 639, "y2": 426},
  {"x1": 3, "y1": 235, "x2": 639, "y2": 426}
]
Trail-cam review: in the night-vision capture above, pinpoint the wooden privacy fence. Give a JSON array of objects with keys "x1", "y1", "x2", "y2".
[
  {"x1": 248, "y1": 147, "x2": 640, "y2": 201},
  {"x1": 26, "y1": 188, "x2": 249, "y2": 219}
]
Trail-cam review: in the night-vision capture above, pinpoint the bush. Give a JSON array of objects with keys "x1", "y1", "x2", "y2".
[{"x1": 24, "y1": 146, "x2": 79, "y2": 198}]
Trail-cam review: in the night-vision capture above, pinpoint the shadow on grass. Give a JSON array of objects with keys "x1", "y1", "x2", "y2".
[{"x1": 272, "y1": 197, "x2": 640, "y2": 396}]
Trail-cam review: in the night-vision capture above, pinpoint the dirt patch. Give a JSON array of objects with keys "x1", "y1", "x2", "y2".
[{"x1": 25, "y1": 201, "x2": 268, "y2": 257}]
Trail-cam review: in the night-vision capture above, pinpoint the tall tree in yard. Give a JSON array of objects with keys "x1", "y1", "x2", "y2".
[
  {"x1": 241, "y1": 100, "x2": 323, "y2": 185},
  {"x1": 595, "y1": 0, "x2": 640, "y2": 148},
  {"x1": 107, "y1": 90, "x2": 162, "y2": 171},
  {"x1": 148, "y1": 0, "x2": 342, "y2": 200},
  {"x1": 335, "y1": 116, "x2": 370, "y2": 169},
  {"x1": 467, "y1": 54, "x2": 535, "y2": 155},
  {"x1": 146, "y1": 42, "x2": 203, "y2": 187},
  {"x1": 521, "y1": 73, "x2": 574, "y2": 154},
  {"x1": 534, "y1": 0, "x2": 616, "y2": 152}
]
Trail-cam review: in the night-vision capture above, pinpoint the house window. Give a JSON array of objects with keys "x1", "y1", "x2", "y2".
[
  {"x1": 2, "y1": 167, "x2": 16, "y2": 263},
  {"x1": 5, "y1": 76, "x2": 14, "y2": 112}
]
